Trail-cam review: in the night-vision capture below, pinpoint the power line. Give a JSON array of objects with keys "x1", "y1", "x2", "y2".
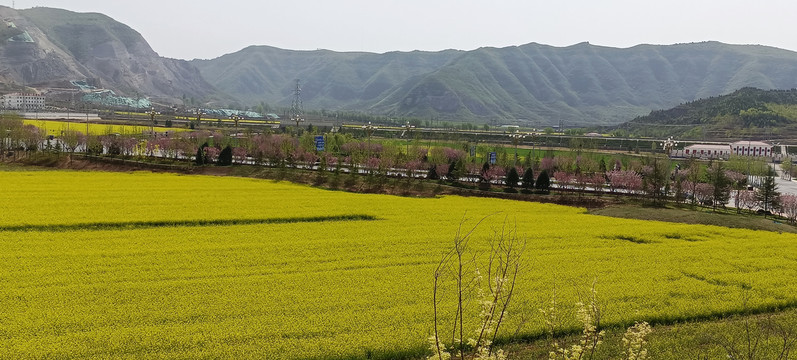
[{"x1": 625, "y1": 122, "x2": 702, "y2": 127}]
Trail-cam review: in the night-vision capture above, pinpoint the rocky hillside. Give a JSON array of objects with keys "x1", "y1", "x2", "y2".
[{"x1": 0, "y1": 6, "x2": 214, "y2": 103}]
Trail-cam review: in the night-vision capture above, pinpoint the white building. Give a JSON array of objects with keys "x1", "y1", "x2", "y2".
[
  {"x1": 680, "y1": 141, "x2": 773, "y2": 159},
  {"x1": 683, "y1": 144, "x2": 732, "y2": 159},
  {"x1": 2, "y1": 93, "x2": 45, "y2": 110},
  {"x1": 730, "y1": 141, "x2": 772, "y2": 157}
]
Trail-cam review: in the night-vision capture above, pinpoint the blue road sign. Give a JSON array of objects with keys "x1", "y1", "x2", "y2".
[
  {"x1": 315, "y1": 136, "x2": 325, "y2": 151},
  {"x1": 489, "y1": 152, "x2": 497, "y2": 164}
]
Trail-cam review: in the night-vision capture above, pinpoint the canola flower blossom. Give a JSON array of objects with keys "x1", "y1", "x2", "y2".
[{"x1": 1, "y1": 170, "x2": 797, "y2": 359}]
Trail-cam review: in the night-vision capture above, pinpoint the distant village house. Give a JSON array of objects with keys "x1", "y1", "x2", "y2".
[
  {"x1": 681, "y1": 141, "x2": 772, "y2": 159},
  {"x1": 2, "y1": 93, "x2": 45, "y2": 111},
  {"x1": 730, "y1": 141, "x2": 772, "y2": 157},
  {"x1": 683, "y1": 144, "x2": 732, "y2": 159}
]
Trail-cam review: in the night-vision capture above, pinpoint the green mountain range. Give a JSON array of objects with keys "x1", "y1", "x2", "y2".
[
  {"x1": 4, "y1": 5, "x2": 797, "y2": 127},
  {"x1": 193, "y1": 42, "x2": 797, "y2": 126},
  {"x1": 621, "y1": 87, "x2": 797, "y2": 140}
]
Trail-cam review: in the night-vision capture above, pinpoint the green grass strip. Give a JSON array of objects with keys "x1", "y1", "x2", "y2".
[
  {"x1": 0, "y1": 214, "x2": 379, "y2": 233},
  {"x1": 495, "y1": 297, "x2": 797, "y2": 347},
  {"x1": 293, "y1": 299, "x2": 797, "y2": 360}
]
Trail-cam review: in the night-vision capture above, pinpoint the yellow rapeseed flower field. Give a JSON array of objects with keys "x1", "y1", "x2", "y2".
[
  {"x1": 1, "y1": 170, "x2": 796, "y2": 359},
  {"x1": 23, "y1": 119, "x2": 189, "y2": 137}
]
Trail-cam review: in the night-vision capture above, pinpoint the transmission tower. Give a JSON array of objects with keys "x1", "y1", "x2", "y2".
[{"x1": 290, "y1": 79, "x2": 304, "y2": 128}]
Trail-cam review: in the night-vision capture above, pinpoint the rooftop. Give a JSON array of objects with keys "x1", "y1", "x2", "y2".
[
  {"x1": 684, "y1": 144, "x2": 730, "y2": 150},
  {"x1": 730, "y1": 141, "x2": 771, "y2": 147}
]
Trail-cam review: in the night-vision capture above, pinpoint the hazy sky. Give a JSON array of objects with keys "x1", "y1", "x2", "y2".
[{"x1": 10, "y1": 0, "x2": 797, "y2": 60}]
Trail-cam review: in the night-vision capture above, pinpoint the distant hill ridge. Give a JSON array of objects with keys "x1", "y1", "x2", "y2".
[
  {"x1": 193, "y1": 42, "x2": 797, "y2": 126},
  {"x1": 0, "y1": 6, "x2": 215, "y2": 103},
  {"x1": 3, "y1": 5, "x2": 797, "y2": 126},
  {"x1": 622, "y1": 87, "x2": 797, "y2": 139}
]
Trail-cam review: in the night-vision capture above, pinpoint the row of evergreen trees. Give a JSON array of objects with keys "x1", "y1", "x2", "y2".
[
  {"x1": 426, "y1": 162, "x2": 550, "y2": 192},
  {"x1": 195, "y1": 144, "x2": 233, "y2": 166},
  {"x1": 505, "y1": 166, "x2": 550, "y2": 191}
]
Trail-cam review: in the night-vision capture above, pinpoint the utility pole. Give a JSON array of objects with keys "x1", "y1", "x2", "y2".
[
  {"x1": 68, "y1": 92, "x2": 73, "y2": 126},
  {"x1": 290, "y1": 79, "x2": 304, "y2": 133},
  {"x1": 195, "y1": 108, "x2": 202, "y2": 129},
  {"x1": 362, "y1": 121, "x2": 377, "y2": 159},
  {"x1": 660, "y1": 136, "x2": 678, "y2": 158},
  {"x1": 403, "y1": 121, "x2": 415, "y2": 155},
  {"x1": 509, "y1": 132, "x2": 526, "y2": 167},
  {"x1": 149, "y1": 107, "x2": 156, "y2": 136}
]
